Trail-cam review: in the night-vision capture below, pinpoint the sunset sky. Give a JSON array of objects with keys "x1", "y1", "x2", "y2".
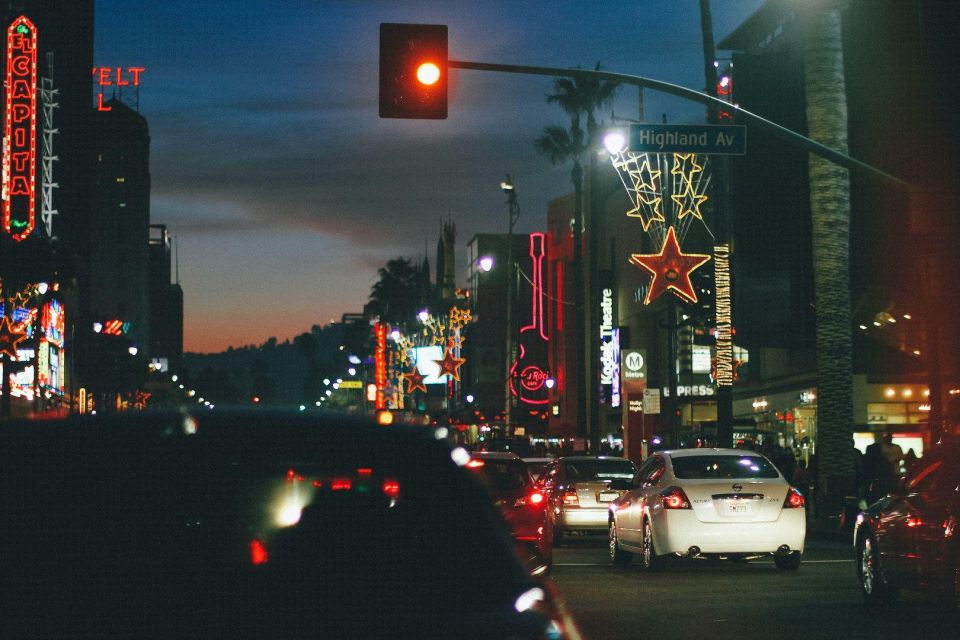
[{"x1": 93, "y1": 0, "x2": 763, "y2": 353}]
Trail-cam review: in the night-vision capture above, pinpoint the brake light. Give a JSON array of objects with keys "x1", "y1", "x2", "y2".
[
  {"x1": 562, "y1": 487, "x2": 579, "y2": 506},
  {"x1": 330, "y1": 477, "x2": 353, "y2": 491},
  {"x1": 514, "y1": 491, "x2": 546, "y2": 508},
  {"x1": 382, "y1": 478, "x2": 401, "y2": 498},
  {"x1": 784, "y1": 487, "x2": 805, "y2": 509},
  {"x1": 660, "y1": 486, "x2": 691, "y2": 509},
  {"x1": 466, "y1": 458, "x2": 486, "y2": 468},
  {"x1": 249, "y1": 539, "x2": 268, "y2": 565}
]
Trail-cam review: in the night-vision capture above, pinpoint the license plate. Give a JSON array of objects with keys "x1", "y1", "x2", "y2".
[
  {"x1": 724, "y1": 500, "x2": 753, "y2": 514},
  {"x1": 598, "y1": 491, "x2": 619, "y2": 503}
]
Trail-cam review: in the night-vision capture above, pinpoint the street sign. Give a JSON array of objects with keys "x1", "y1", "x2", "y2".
[
  {"x1": 629, "y1": 123, "x2": 746, "y2": 155},
  {"x1": 622, "y1": 350, "x2": 646, "y2": 381},
  {"x1": 643, "y1": 388, "x2": 661, "y2": 415},
  {"x1": 339, "y1": 380, "x2": 363, "y2": 389}
]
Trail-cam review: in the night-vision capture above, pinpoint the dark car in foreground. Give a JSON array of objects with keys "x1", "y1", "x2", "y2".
[
  {"x1": 468, "y1": 452, "x2": 554, "y2": 574},
  {"x1": 0, "y1": 410, "x2": 582, "y2": 639},
  {"x1": 854, "y1": 436, "x2": 960, "y2": 607}
]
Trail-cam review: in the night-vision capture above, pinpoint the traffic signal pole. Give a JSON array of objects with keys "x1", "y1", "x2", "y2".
[{"x1": 448, "y1": 59, "x2": 909, "y2": 192}]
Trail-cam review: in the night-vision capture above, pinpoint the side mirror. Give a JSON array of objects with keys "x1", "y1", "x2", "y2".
[{"x1": 608, "y1": 479, "x2": 633, "y2": 491}]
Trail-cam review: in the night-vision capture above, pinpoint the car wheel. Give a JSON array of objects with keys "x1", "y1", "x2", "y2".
[
  {"x1": 640, "y1": 518, "x2": 662, "y2": 572},
  {"x1": 857, "y1": 533, "x2": 898, "y2": 604},
  {"x1": 608, "y1": 520, "x2": 632, "y2": 567},
  {"x1": 774, "y1": 552, "x2": 801, "y2": 571}
]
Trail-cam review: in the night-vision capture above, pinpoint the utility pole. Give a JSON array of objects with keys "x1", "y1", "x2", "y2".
[
  {"x1": 502, "y1": 176, "x2": 520, "y2": 432},
  {"x1": 698, "y1": 0, "x2": 735, "y2": 447}
]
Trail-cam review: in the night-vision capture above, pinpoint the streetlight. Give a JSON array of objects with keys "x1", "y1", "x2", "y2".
[
  {"x1": 501, "y1": 175, "x2": 521, "y2": 433},
  {"x1": 478, "y1": 256, "x2": 494, "y2": 272}
]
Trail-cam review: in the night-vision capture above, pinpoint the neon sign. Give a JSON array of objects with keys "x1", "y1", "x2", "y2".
[
  {"x1": 713, "y1": 244, "x2": 733, "y2": 386},
  {"x1": 510, "y1": 233, "x2": 550, "y2": 406},
  {"x1": 374, "y1": 322, "x2": 387, "y2": 410},
  {"x1": 42, "y1": 299, "x2": 64, "y2": 347},
  {"x1": 92, "y1": 66, "x2": 145, "y2": 111},
  {"x1": 3, "y1": 16, "x2": 38, "y2": 241}
]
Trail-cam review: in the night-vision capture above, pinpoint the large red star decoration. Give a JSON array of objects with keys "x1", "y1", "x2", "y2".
[
  {"x1": 433, "y1": 348, "x2": 466, "y2": 382},
  {"x1": 629, "y1": 226, "x2": 711, "y2": 305},
  {"x1": 0, "y1": 315, "x2": 27, "y2": 359},
  {"x1": 402, "y1": 367, "x2": 427, "y2": 394}
]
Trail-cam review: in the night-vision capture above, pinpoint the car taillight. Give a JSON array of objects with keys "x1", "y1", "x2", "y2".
[
  {"x1": 783, "y1": 487, "x2": 805, "y2": 509},
  {"x1": 466, "y1": 458, "x2": 486, "y2": 468},
  {"x1": 330, "y1": 477, "x2": 353, "y2": 491},
  {"x1": 382, "y1": 478, "x2": 401, "y2": 498},
  {"x1": 660, "y1": 486, "x2": 691, "y2": 509},
  {"x1": 562, "y1": 487, "x2": 579, "y2": 506},
  {"x1": 514, "y1": 490, "x2": 546, "y2": 508},
  {"x1": 249, "y1": 539, "x2": 269, "y2": 565}
]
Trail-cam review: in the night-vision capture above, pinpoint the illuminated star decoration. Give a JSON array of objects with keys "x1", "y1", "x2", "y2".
[
  {"x1": 671, "y1": 185, "x2": 709, "y2": 221},
  {"x1": 671, "y1": 153, "x2": 703, "y2": 186},
  {"x1": 632, "y1": 156, "x2": 661, "y2": 192},
  {"x1": 626, "y1": 194, "x2": 665, "y2": 232},
  {"x1": 629, "y1": 226, "x2": 711, "y2": 305},
  {"x1": 433, "y1": 347, "x2": 466, "y2": 382},
  {"x1": 447, "y1": 306, "x2": 472, "y2": 329},
  {"x1": 402, "y1": 367, "x2": 427, "y2": 394},
  {"x1": 0, "y1": 315, "x2": 27, "y2": 359}
]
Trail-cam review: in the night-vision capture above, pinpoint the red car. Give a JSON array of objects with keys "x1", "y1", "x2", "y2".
[
  {"x1": 854, "y1": 435, "x2": 960, "y2": 607},
  {"x1": 468, "y1": 452, "x2": 554, "y2": 574}
]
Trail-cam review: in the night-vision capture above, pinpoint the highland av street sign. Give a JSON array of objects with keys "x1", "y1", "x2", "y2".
[{"x1": 629, "y1": 123, "x2": 746, "y2": 155}]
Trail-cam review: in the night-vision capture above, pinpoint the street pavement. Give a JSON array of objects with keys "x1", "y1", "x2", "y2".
[{"x1": 548, "y1": 533, "x2": 958, "y2": 640}]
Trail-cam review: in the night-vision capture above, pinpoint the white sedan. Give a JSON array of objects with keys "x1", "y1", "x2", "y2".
[{"x1": 607, "y1": 448, "x2": 806, "y2": 571}]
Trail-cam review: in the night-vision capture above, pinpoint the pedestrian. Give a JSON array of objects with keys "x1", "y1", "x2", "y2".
[
  {"x1": 792, "y1": 460, "x2": 811, "y2": 498},
  {"x1": 879, "y1": 430, "x2": 904, "y2": 482}
]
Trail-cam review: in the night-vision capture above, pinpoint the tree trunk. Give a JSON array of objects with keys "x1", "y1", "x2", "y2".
[{"x1": 803, "y1": 1, "x2": 855, "y2": 518}]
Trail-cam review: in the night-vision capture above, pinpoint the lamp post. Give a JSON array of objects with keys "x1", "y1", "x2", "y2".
[{"x1": 501, "y1": 175, "x2": 520, "y2": 433}]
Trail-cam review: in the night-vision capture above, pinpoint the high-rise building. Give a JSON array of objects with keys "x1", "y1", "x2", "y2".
[
  {"x1": 148, "y1": 224, "x2": 183, "y2": 374},
  {"x1": 718, "y1": 0, "x2": 960, "y2": 447}
]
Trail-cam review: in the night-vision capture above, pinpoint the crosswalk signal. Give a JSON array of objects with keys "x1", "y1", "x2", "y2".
[{"x1": 379, "y1": 23, "x2": 448, "y2": 119}]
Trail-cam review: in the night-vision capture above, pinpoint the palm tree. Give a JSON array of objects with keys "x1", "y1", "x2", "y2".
[
  {"x1": 803, "y1": 1, "x2": 855, "y2": 516},
  {"x1": 367, "y1": 257, "x2": 431, "y2": 325},
  {"x1": 535, "y1": 66, "x2": 619, "y2": 449}
]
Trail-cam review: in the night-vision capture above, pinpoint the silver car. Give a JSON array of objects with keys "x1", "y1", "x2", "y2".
[{"x1": 541, "y1": 456, "x2": 637, "y2": 543}]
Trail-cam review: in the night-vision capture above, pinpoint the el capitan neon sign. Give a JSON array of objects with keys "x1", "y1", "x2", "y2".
[{"x1": 3, "y1": 16, "x2": 38, "y2": 241}]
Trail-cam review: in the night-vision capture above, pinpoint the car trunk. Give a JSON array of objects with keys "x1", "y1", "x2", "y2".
[
  {"x1": 572, "y1": 481, "x2": 622, "y2": 508},
  {"x1": 681, "y1": 480, "x2": 789, "y2": 523}
]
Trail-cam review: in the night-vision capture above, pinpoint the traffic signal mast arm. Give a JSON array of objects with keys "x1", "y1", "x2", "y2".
[{"x1": 448, "y1": 59, "x2": 910, "y2": 192}]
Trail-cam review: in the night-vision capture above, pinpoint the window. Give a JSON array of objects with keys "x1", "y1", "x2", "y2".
[{"x1": 671, "y1": 455, "x2": 780, "y2": 480}]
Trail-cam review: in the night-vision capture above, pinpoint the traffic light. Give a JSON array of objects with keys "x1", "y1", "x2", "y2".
[{"x1": 379, "y1": 23, "x2": 448, "y2": 119}]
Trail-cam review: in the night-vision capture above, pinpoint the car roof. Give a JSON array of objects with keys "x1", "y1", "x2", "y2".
[
  {"x1": 660, "y1": 448, "x2": 767, "y2": 459},
  {"x1": 521, "y1": 457, "x2": 555, "y2": 463},
  {"x1": 558, "y1": 455, "x2": 632, "y2": 462},
  {"x1": 472, "y1": 451, "x2": 522, "y2": 460}
]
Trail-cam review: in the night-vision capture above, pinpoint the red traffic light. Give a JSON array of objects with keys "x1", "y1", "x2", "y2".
[{"x1": 379, "y1": 23, "x2": 448, "y2": 119}]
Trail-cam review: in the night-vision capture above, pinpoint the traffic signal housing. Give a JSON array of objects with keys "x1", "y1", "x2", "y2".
[{"x1": 379, "y1": 23, "x2": 448, "y2": 119}]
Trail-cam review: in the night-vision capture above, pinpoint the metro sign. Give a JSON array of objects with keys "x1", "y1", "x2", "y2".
[{"x1": 3, "y1": 16, "x2": 38, "y2": 241}]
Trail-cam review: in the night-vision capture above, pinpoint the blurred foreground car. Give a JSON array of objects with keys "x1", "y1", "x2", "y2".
[
  {"x1": 541, "y1": 456, "x2": 638, "y2": 543},
  {"x1": 854, "y1": 436, "x2": 960, "y2": 607},
  {"x1": 607, "y1": 449, "x2": 806, "y2": 571},
  {"x1": 468, "y1": 452, "x2": 554, "y2": 574},
  {"x1": 0, "y1": 410, "x2": 582, "y2": 639}
]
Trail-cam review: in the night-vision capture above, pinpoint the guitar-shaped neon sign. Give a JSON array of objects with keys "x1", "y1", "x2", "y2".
[{"x1": 510, "y1": 232, "x2": 551, "y2": 406}]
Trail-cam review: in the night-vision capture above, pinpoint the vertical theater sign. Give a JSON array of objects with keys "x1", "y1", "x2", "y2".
[{"x1": 3, "y1": 16, "x2": 37, "y2": 242}]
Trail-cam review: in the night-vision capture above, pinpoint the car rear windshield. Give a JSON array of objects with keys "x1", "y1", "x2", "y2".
[
  {"x1": 566, "y1": 459, "x2": 636, "y2": 481},
  {"x1": 671, "y1": 455, "x2": 781, "y2": 479},
  {"x1": 472, "y1": 459, "x2": 529, "y2": 495}
]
